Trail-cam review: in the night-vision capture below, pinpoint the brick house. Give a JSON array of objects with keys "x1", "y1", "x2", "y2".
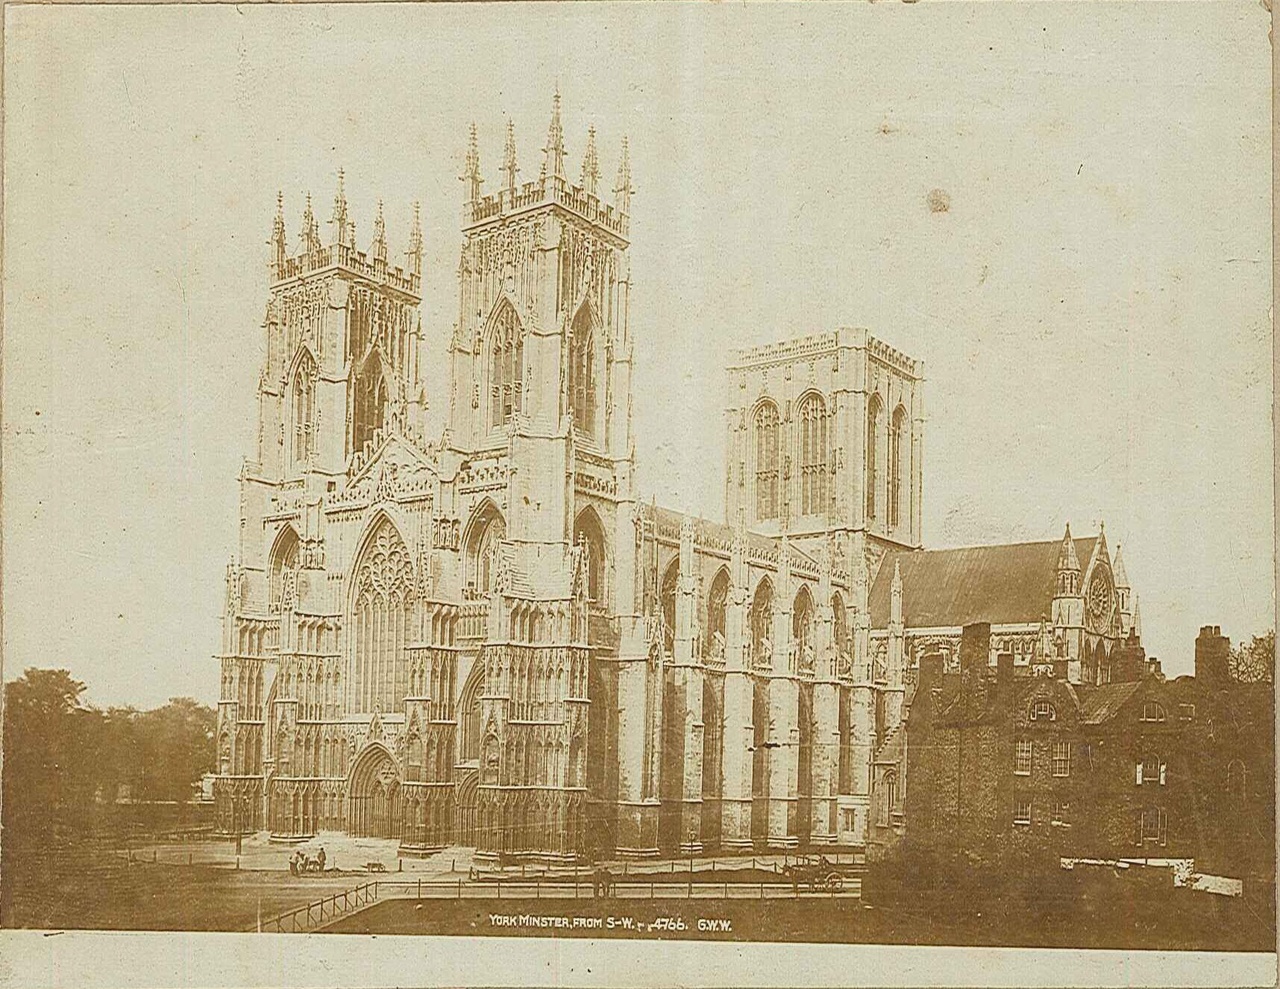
[{"x1": 886, "y1": 623, "x2": 1273, "y2": 885}]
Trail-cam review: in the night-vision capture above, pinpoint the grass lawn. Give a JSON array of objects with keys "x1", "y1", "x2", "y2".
[{"x1": 1, "y1": 839, "x2": 367, "y2": 931}]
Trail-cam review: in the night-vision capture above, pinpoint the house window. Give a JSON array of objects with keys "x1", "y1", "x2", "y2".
[
  {"x1": 886, "y1": 771, "x2": 899, "y2": 816},
  {"x1": 1140, "y1": 701, "x2": 1166, "y2": 723},
  {"x1": 1051, "y1": 801, "x2": 1070, "y2": 827},
  {"x1": 1136, "y1": 755, "x2": 1165, "y2": 786},
  {"x1": 1030, "y1": 700, "x2": 1056, "y2": 722},
  {"x1": 1014, "y1": 739, "x2": 1032, "y2": 775},
  {"x1": 1013, "y1": 798, "x2": 1032, "y2": 826},
  {"x1": 1052, "y1": 741, "x2": 1071, "y2": 777},
  {"x1": 1178, "y1": 703, "x2": 1195, "y2": 720},
  {"x1": 1137, "y1": 807, "x2": 1168, "y2": 846}
]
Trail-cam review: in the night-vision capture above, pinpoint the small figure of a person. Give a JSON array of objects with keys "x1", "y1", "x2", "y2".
[
  {"x1": 288, "y1": 850, "x2": 299, "y2": 877},
  {"x1": 317, "y1": 847, "x2": 326, "y2": 872}
]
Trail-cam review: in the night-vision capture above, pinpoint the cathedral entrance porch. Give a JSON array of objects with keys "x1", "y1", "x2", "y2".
[{"x1": 348, "y1": 744, "x2": 402, "y2": 840}]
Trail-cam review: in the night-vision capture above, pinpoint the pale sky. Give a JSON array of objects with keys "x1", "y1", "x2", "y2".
[{"x1": 4, "y1": 2, "x2": 1272, "y2": 707}]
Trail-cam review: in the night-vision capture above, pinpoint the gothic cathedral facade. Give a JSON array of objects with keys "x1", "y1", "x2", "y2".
[{"x1": 215, "y1": 96, "x2": 1125, "y2": 860}]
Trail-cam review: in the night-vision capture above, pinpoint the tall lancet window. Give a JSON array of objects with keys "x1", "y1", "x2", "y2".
[
  {"x1": 798, "y1": 393, "x2": 828, "y2": 516},
  {"x1": 351, "y1": 517, "x2": 415, "y2": 715},
  {"x1": 754, "y1": 401, "x2": 781, "y2": 522},
  {"x1": 353, "y1": 357, "x2": 388, "y2": 454},
  {"x1": 888, "y1": 405, "x2": 907, "y2": 529},
  {"x1": 489, "y1": 302, "x2": 523, "y2": 428},
  {"x1": 568, "y1": 305, "x2": 597, "y2": 439},
  {"x1": 292, "y1": 353, "x2": 317, "y2": 465},
  {"x1": 865, "y1": 395, "x2": 882, "y2": 520}
]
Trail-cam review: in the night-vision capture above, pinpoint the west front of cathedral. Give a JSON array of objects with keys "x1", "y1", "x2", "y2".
[{"x1": 213, "y1": 96, "x2": 1137, "y2": 860}]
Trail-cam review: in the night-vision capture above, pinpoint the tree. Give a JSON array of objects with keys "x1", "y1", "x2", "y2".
[
  {"x1": 1229, "y1": 631, "x2": 1274, "y2": 684},
  {"x1": 2, "y1": 669, "x2": 106, "y2": 840}
]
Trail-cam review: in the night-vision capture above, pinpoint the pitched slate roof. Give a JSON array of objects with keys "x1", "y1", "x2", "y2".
[
  {"x1": 868, "y1": 536, "x2": 1097, "y2": 628},
  {"x1": 1077, "y1": 681, "x2": 1143, "y2": 724}
]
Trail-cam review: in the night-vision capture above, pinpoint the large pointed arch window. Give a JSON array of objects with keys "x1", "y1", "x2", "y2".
[
  {"x1": 754, "y1": 401, "x2": 781, "y2": 522},
  {"x1": 573, "y1": 507, "x2": 607, "y2": 606},
  {"x1": 866, "y1": 395, "x2": 882, "y2": 521},
  {"x1": 705, "y1": 568, "x2": 730, "y2": 662},
  {"x1": 269, "y1": 527, "x2": 300, "y2": 610},
  {"x1": 568, "y1": 304, "x2": 597, "y2": 439},
  {"x1": 490, "y1": 303, "x2": 524, "y2": 427},
  {"x1": 292, "y1": 352, "x2": 317, "y2": 465},
  {"x1": 888, "y1": 404, "x2": 907, "y2": 529},
  {"x1": 660, "y1": 560, "x2": 679, "y2": 657},
  {"x1": 350, "y1": 517, "x2": 415, "y2": 715},
  {"x1": 749, "y1": 578, "x2": 775, "y2": 669},
  {"x1": 798, "y1": 393, "x2": 828, "y2": 516},
  {"x1": 466, "y1": 502, "x2": 507, "y2": 596},
  {"x1": 353, "y1": 356, "x2": 388, "y2": 454}
]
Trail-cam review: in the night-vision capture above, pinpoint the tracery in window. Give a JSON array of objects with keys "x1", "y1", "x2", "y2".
[
  {"x1": 888, "y1": 404, "x2": 907, "y2": 528},
  {"x1": 573, "y1": 507, "x2": 607, "y2": 605},
  {"x1": 269, "y1": 527, "x2": 300, "y2": 611},
  {"x1": 466, "y1": 502, "x2": 507, "y2": 596},
  {"x1": 798, "y1": 393, "x2": 828, "y2": 516},
  {"x1": 568, "y1": 304, "x2": 597, "y2": 439},
  {"x1": 754, "y1": 401, "x2": 781, "y2": 521},
  {"x1": 866, "y1": 395, "x2": 882, "y2": 520},
  {"x1": 749, "y1": 577, "x2": 775, "y2": 669},
  {"x1": 489, "y1": 301, "x2": 524, "y2": 427},
  {"x1": 353, "y1": 355, "x2": 388, "y2": 453},
  {"x1": 292, "y1": 351, "x2": 317, "y2": 464},
  {"x1": 350, "y1": 517, "x2": 415, "y2": 715}
]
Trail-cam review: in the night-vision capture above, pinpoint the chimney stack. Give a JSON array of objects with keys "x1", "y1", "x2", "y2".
[
  {"x1": 959, "y1": 622, "x2": 991, "y2": 677},
  {"x1": 1195, "y1": 625, "x2": 1230, "y2": 684}
]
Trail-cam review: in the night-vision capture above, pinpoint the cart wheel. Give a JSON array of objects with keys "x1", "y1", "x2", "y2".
[{"x1": 827, "y1": 874, "x2": 843, "y2": 891}]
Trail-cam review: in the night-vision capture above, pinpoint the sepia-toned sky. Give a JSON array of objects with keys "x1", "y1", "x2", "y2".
[{"x1": 4, "y1": 2, "x2": 1272, "y2": 707}]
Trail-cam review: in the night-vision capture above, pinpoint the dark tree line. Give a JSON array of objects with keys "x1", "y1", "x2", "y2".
[{"x1": 2, "y1": 668, "x2": 216, "y2": 844}]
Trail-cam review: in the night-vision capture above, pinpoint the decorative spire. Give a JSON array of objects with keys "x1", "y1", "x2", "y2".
[
  {"x1": 581, "y1": 125, "x2": 600, "y2": 196},
  {"x1": 370, "y1": 199, "x2": 387, "y2": 263},
  {"x1": 543, "y1": 88, "x2": 566, "y2": 182},
  {"x1": 406, "y1": 201, "x2": 423, "y2": 276},
  {"x1": 890, "y1": 559, "x2": 903, "y2": 624},
  {"x1": 1131, "y1": 593, "x2": 1142, "y2": 638},
  {"x1": 270, "y1": 191, "x2": 287, "y2": 272},
  {"x1": 502, "y1": 119, "x2": 519, "y2": 195},
  {"x1": 1057, "y1": 522, "x2": 1080, "y2": 572},
  {"x1": 614, "y1": 135, "x2": 633, "y2": 214},
  {"x1": 1056, "y1": 523, "x2": 1081, "y2": 597},
  {"x1": 1113, "y1": 543, "x2": 1130, "y2": 589},
  {"x1": 300, "y1": 192, "x2": 321, "y2": 255},
  {"x1": 462, "y1": 122, "x2": 482, "y2": 204},
  {"x1": 331, "y1": 168, "x2": 351, "y2": 247}
]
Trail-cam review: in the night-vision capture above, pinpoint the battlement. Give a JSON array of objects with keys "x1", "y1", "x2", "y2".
[
  {"x1": 729, "y1": 327, "x2": 922, "y2": 379},
  {"x1": 465, "y1": 174, "x2": 629, "y2": 241},
  {"x1": 460, "y1": 92, "x2": 633, "y2": 244},
  {"x1": 271, "y1": 241, "x2": 420, "y2": 298}
]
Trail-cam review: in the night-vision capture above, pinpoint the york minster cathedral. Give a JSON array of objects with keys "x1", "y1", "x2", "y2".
[{"x1": 213, "y1": 95, "x2": 1138, "y2": 859}]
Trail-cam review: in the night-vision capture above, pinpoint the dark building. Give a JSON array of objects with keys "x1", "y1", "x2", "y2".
[{"x1": 882, "y1": 623, "x2": 1273, "y2": 887}]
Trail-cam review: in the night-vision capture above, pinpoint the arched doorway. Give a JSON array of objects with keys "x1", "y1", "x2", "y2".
[
  {"x1": 457, "y1": 770, "x2": 480, "y2": 847},
  {"x1": 348, "y1": 744, "x2": 402, "y2": 839}
]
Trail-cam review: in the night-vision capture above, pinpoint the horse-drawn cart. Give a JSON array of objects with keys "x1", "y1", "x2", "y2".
[{"x1": 781, "y1": 855, "x2": 845, "y2": 892}]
